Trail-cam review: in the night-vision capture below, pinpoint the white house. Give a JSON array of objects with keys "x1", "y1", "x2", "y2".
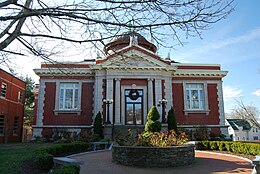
[{"x1": 226, "y1": 119, "x2": 260, "y2": 141}]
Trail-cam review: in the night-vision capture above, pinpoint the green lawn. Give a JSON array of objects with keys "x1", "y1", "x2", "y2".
[{"x1": 0, "y1": 143, "x2": 53, "y2": 174}]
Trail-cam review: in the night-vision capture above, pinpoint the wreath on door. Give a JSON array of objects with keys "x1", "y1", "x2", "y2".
[{"x1": 129, "y1": 89, "x2": 140, "y2": 100}]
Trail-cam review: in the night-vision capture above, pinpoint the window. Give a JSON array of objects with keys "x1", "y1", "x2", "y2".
[
  {"x1": 256, "y1": 128, "x2": 258, "y2": 132},
  {"x1": 59, "y1": 83, "x2": 79, "y2": 110},
  {"x1": 0, "y1": 115, "x2": 5, "y2": 135},
  {"x1": 1, "y1": 83, "x2": 7, "y2": 98},
  {"x1": 253, "y1": 136, "x2": 259, "y2": 140},
  {"x1": 185, "y1": 84, "x2": 205, "y2": 110},
  {"x1": 18, "y1": 91, "x2": 22, "y2": 103},
  {"x1": 13, "y1": 117, "x2": 18, "y2": 135}
]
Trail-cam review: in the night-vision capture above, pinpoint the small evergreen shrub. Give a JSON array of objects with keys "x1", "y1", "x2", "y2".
[
  {"x1": 145, "y1": 120, "x2": 162, "y2": 132},
  {"x1": 93, "y1": 111, "x2": 103, "y2": 140},
  {"x1": 51, "y1": 165, "x2": 80, "y2": 174},
  {"x1": 145, "y1": 106, "x2": 161, "y2": 132},
  {"x1": 167, "y1": 108, "x2": 177, "y2": 132},
  {"x1": 147, "y1": 106, "x2": 160, "y2": 121}
]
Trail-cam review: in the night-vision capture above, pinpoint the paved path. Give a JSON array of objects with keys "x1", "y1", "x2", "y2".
[{"x1": 71, "y1": 150, "x2": 253, "y2": 174}]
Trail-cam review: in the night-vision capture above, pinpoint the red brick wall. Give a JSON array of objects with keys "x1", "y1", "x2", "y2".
[
  {"x1": 42, "y1": 82, "x2": 94, "y2": 126},
  {"x1": 172, "y1": 82, "x2": 220, "y2": 134},
  {"x1": 0, "y1": 70, "x2": 25, "y2": 143}
]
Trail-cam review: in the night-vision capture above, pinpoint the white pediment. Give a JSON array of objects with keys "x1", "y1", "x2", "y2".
[{"x1": 101, "y1": 48, "x2": 168, "y2": 69}]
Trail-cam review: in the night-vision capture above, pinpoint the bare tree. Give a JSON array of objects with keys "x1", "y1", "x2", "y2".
[
  {"x1": 0, "y1": 0, "x2": 235, "y2": 66},
  {"x1": 230, "y1": 99, "x2": 260, "y2": 128}
]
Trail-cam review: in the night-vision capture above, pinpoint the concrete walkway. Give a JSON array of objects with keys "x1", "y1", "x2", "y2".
[{"x1": 71, "y1": 150, "x2": 253, "y2": 174}]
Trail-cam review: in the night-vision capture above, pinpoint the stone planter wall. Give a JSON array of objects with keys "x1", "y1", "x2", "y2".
[{"x1": 112, "y1": 144, "x2": 195, "y2": 167}]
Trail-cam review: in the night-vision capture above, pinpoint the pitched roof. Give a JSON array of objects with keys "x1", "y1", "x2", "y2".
[{"x1": 226, "y1": 119, "x2": 251, "y2": 131}]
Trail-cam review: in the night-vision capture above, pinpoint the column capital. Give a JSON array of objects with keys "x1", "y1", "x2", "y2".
[
  {"x1": 115, "y1": 78, "x2": 121, "y2": 81},
  {"x1": 147, "y1": 78, "x2": 154, "y2": 81}
]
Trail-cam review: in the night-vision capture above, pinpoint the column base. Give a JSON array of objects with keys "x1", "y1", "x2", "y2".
[{"x1": 103, "y1": 125, "x2": 113, "y2": 140}]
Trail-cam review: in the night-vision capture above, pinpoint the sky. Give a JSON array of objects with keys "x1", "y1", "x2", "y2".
[
  {"x1": 160, "y1": 0, "x2": 260, "y2": 113},
  {"x1": 3, "y1": 0, "x2": 260, "y2": 114}
]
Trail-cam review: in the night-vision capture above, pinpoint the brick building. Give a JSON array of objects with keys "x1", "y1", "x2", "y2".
[
  {"x1": 0, "y1": 69, "x2": 26, "y2": 143},
  {"x1": 32, "y1": 32, "x2": 228, "y2": 139}
]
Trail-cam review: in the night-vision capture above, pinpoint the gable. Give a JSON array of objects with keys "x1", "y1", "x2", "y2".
[{"x1": 97, "y1": 46, "x2": 170, "y2": 68}]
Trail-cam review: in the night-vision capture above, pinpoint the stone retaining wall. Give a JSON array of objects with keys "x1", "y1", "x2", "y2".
[{"x1": 112, "y1": 144, "x2": 195, "y2": 167}]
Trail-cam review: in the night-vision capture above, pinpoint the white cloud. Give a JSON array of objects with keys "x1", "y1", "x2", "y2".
[
  {"x1": 252, "y1": 90, "x2": 260, "y2": 96},
  {"x1": 223, "y1": 86, "x2": 243, "y2": 101}
]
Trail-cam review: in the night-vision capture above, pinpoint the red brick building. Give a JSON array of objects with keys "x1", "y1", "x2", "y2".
[
  {"x1": 32, "y1": 32, "x2": 228, "y2": 139},
  {"x1": 0, "y1": 69, "x2": 26, "y2": 143}
]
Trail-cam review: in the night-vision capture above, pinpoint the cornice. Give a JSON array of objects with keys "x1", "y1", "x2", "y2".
[
  {"x1": 33, "y1": 68, "x2": 94, "y2": 76},
  {"x1": 174, "y1": 69, "x2": 228, "y2": 78}
]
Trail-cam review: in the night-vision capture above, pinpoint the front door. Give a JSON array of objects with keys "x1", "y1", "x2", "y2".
[{"x1": 125, "y1": 89, "x2": 143, "y2": 125}]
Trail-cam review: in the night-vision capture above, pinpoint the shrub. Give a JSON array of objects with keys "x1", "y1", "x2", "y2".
[
  {"x1": 51, "y1": 165, "x2": 80, "y2": 174},
  {"x1": 145, "y1": 120, "x2": 162, "y2": 132},
  {"x1": 93, "y1": 111, "x2": 103, "y2": 140},
  {"x1": 32, "y1": 152, "x2": 54, "y2": 171},
  {"x1": 145, "y1": 106, "x2": 161, "y2": 132},
  {"x1": 194, "y1": 127, "x2": 209, "y2": 140},
  {"x1": 197, "y1": 141, "x2": 260, "y2": 156},
  {"x1": 137, "y1": 130, "x2": 189, "y2": 147},
  {"x1": 167, "y1": 108, "x2": 177, "y2": 132},
  {"x1": 147, "y1": 106, "x2": 160, "y2": 121},
  {"x1": 36, "y1": 142, "x2": 89, "y2": 156}
]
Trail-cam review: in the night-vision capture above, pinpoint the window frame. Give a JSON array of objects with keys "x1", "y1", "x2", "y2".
[
  {"x1": 183, "y1": 81, "x2": 209, "y2": 115},
  {"x1": 18, "y1": 91, "x2": 23, "y2": 103},
  {"x1": 1, "y1": 82, "x2": 7, "y2": 98},
  {"x1": 13, "y1": 117, "x2": 19, "y2": 136},
  {"x1": 0, "y1": 115, "x2": 5, "y2": 135},
  {"x1": 54, "y1": 81, "x2": 82, "y2": 115}
]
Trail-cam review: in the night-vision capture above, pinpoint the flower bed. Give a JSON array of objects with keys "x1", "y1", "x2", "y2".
[{"x1": 112, "y1": 144, "x2": 195, "y2": 167}]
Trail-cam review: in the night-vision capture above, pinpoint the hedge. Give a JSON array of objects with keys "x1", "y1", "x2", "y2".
[
  {"x1": 31, "y1": 142, "x2": 88, "y2": 172},
  {"x1": 51, "y1": 164, "x2": 80, "y2": 174},
  {"x1": 35, "y1": 141, "x2": 89, "y2": 156},
  {"x1": 197, "y1": 141, "x2": 260, "y2": 156}
]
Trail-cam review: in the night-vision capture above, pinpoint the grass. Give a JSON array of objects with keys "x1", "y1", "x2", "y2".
[{"x1": 0, "y1": 143, "x2": 53, "y2": 174}]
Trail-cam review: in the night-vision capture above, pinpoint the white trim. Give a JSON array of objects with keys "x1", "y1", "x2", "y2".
[
  {"x1": 164, "y1": 77, "x2": 173, "y2": 112},
  {"x1": 182, "y1": 81, "x2": 209, "y2": 115},
  {"x1": 32, "y1": 125, "x2": 92, "y2": 128},
  {"x1": 178, "y1": 124, "x2": 229, "y2": 128},
  {"x1": 155, "y1": 79, "x2": 162, "y2": 121},
  {"x1": 173, "y1": 80, "x2": 222, "y2": 84},
  {"x1": 114, "y1": 78, "x2": 121, "y2": 124},
  {"x1": 32, "y1": 79, "x2": 46, "y2": 137},
  {"x1": 100, "y1": 49, "x2": 171, "y2": 69},
  {"x1": 174, "y1": 69, "x2": 227, "y2": 78},
  {"x1": 93, "y1": 71, "x2": 105, "y2": 120},
  {"x1": 54, "y1": 80, "x2": 82, "y2": 115},
  {"x1": 174, "y1": 63, "x2": 221, "y2": 67},
  {"x1": 217, "y1": 81, "x2": 228, "y2": 136},
  {"x1": 106, "y1": 78, "x2": 114, "y2": 124},
  {"x1": 34, "y1": 68, "x2": 94, "y2": 76}
]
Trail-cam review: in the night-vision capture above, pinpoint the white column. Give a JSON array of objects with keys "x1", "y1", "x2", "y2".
[
  {"x1": 106, "y1": 78, "x2": 114, "y2": 124},
  {"x1": 154, "y1": 79, "x2": 162, "y2": 121},
  {"x1": 93, "y1": 75, "x2": 104, "y2": 117},
  {"x1": 164, "y1": 77, "x2": 173, "y2": 113},
  {"x1": 114, "y1": 78, "x2": 121, "y2": 125},
  {"x1": 32, "y1": 79, "x2": 45, "y2": 138},
  {"x1": 147, "y1": 78, "x2": 154, "y2": 111}
]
